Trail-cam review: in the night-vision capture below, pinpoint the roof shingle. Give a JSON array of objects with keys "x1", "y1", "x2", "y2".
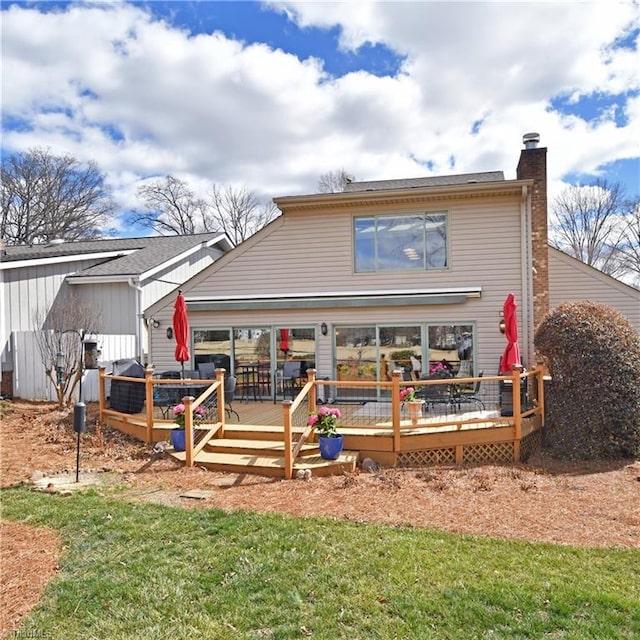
[
  {"x1": 343, "y1": 171, "x2": 505, "y2": 193},
  {"x1": 1, "y1": 233, "x2": 224, "y2": 278}
]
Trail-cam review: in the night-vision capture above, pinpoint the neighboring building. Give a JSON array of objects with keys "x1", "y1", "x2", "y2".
[
  {"x1": 144, "y1": 134, "x2": 639, "y2": 401},
  {"x1": 0, "y1": 233, "x2": 233, "y2": 399},
  {"x1": 549, "y1": 247, "x2": 640, "y2": 326}
]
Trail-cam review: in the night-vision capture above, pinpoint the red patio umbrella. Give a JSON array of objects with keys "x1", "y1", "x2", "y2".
[
  {"x1": 280, "y1": 328, "x2": 289, "y2": 354},
  {"x1": 173, "y1": 290, "x2": 190, "y2": 377},
  {"x1": 499, "y1": 293, "x2": 522, "y2": 374}
]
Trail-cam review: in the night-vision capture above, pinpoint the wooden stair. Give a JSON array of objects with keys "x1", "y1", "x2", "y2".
[{"x1": 170, "y1": 424, "x2": 359, "y2": 478}]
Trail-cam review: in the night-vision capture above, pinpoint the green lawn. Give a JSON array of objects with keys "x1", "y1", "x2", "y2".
[{"x1": 2, "y1": 487, "x2": 639, "y2": 640}]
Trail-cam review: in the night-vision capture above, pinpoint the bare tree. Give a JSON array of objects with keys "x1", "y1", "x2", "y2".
[
  {"x1": 207, "y1": 184, "x2": 279, "y2": 245},
  {"x1": 132, "y1": 175, "x2": 214, "y2": 235},
  {"x1": 34, "y1": 293, "x2": 102, "y2": 407},
  {"x1": 549, "y1": 180, "x2": 630, "y2": 278},
  {"x1": 619, "y1": 205, "x2": 640, "y2": 286},
  {"x1": 1, "y1": 147, "x2": 115, "y2": 245},
  {"x1": 317, "y1": 168, "x2": 354, "y2": 193}
]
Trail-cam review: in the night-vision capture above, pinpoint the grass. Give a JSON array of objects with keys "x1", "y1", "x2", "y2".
[{"x1": 2, "y1": 487, "x2": 639, "y2": 640}]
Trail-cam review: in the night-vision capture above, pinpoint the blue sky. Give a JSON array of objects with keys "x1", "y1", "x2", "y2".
[{"x1": 2, "y1": 0, "x2": 639, "y2": 236}]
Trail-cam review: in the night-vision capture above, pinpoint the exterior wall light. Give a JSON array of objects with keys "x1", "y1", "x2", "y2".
[
  {"x1": 166, "y1": 327, "x2": 173, "y2": 339},
  {"x1": 499, "y1": 317, "x2": 506, "y2": 334},
  {"x1": 320, "y1": 322, "x2": 328, "y2": 336}
]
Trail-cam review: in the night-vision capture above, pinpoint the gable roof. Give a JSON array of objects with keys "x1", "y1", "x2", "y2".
[
  {"x1": 344, "y1": 171, "x2": 505, "y2": 193},
  {"x1": 549, "y1": 246, "x2": 640, "y2": 294},
  {"x1": 0, "y1": 233, "x2": 233, "y2": 279}
]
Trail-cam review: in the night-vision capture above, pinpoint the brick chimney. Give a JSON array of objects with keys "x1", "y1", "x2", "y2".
[{"x1": 516, "y1": 133, "x2": 548, "y2": 330}]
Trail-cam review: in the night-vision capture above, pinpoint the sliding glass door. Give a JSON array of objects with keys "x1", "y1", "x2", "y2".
[{"x1": 193, "y1": 325, "x2": 316, "y2": 401}]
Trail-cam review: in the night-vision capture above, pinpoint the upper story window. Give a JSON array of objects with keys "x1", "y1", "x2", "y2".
[{"x1": 354, "y1": 212, "x2": 447, "y2": 272}]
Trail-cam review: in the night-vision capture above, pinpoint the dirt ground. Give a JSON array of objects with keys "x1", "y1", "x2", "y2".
[{"x1": 1, "y1": 400, "x2": 639, "y2": 635}]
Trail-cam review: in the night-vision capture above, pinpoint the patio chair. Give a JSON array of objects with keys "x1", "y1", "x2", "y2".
[
  {"x1": 281, "y1": 361, "x2": 303, "y2": 399},
  {"x1": 200, "y1": 374, "x2": 239, "y2": 421},
  {"x1": 153, "y1": 371, "x2": 181, "y2": 418},
  {"x1": 417, "y1": 376, "x2": 456, "y2": 413},
  {"x1": 454, "y1": 370, "x2": 485, "y2": 411},
  {"x1": 197, "y1": 362, "x2": 217, "y2": 381},
  {"x1": 224, "y1": 375, "x2": 239, "y2": 421}
]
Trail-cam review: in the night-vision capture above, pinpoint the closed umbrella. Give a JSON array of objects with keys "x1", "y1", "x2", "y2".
[
  {"x1": 280, "y1": 328, "x2": 289, "y2": 354},
  {"x1": 173, "y1": 290, "x2": 190, "y2": 378},
  {"x1": 499, "y1": 293, "x2": 521, "y2": 374}
]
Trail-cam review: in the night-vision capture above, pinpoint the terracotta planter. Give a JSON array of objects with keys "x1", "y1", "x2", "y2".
[{"x1": 406, "y1": 400, "x2": 424, "y2": 423}]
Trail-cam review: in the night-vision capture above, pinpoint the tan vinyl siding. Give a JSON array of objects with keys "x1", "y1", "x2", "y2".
[
  {"x1": 549, "y1": 248, "x2": 640, "y2": 331},
  {"x1": 186, "y1": 195, "x2": 522, "y2": 301},
  {"x1": 148, "y1": 192, "x2": 527, "y2": 374},
  {"x1": 148, "y1": 303, "x2": 514, "y2": 377}
]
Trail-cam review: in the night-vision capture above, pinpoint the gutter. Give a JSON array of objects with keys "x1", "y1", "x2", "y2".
[{"x1": 0, "y1": 250, "x2": 136, "y2": 271}]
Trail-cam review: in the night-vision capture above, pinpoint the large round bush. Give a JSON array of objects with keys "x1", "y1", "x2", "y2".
[{"x1": 534, "y1": 300, "x2": 640, "y2": 459}]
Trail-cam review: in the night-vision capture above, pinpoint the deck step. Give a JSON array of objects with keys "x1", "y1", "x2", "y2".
[
  {"x1": 171, "y1": 449, "x2": 358, "y2": 478},
  {"x1": 222, "y1": 424, "x2": 305, "y2": 441},
  {"x1": 204, "y1": 437, "x2": 319, "y2": 457},
  {"x1": 223, "y1": 424, "x2": 393, "y2": 439}
]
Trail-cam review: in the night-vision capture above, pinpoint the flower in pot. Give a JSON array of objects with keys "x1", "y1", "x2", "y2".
[
  {"x1": 308, "y1": 406, "x2": 344, "y2": 460},
  {"x1": 170, "y1": 403, "x2": 207, "y2": 451},
  {"x1": 400, "y1": 386, "x2": 423, "y2": 423},
  {"x1": 399, "y1": 386, "x2": 417, "y2": 403},
  {"x1": 429, "y1": 361, "x2": 453, "y2": 379}
]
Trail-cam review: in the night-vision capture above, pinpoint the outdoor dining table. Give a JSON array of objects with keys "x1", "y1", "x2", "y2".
[{"x1": 236, "y1": 363, "x2": 267, "y2": 402}]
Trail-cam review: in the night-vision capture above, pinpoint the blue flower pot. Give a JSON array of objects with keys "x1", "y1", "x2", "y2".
[
  {"x1": 318, "y1": 434, "x2": 344, "y2": 460},
  {"x1": 170, "y1": 429, "x2": 188, "y2": 451}
]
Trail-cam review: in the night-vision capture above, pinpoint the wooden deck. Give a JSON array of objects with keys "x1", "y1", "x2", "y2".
[{"x1": 98, "y1": 366, "x2": 545, "y2": 479}]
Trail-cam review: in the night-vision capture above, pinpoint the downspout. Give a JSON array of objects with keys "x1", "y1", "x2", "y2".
[
  {"x1": 0, "y1": 255, "x2": 5, "y2": 395},
  {"x1": 520, "y1": 185, "x2": 533, "y2": 366},
  {"x1": 127, "y1": 278, "x2": 144, "y2": 363}
]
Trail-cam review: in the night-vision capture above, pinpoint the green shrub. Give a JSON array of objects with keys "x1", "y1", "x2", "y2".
[
  {"x1": 390, "y1": 349, "x2": 416, "y2": 362},
  {"x1": 534, "y1": 301, "x2": 640, "y2": 459}
]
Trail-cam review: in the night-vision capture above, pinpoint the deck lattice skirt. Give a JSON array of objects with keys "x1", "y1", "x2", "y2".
[
  {"x1": 463, "y1": 442, "x2": 514, "y2": 464},
  {"x1": 397, "y1": 448, "x2": 456, "y2": 467}
]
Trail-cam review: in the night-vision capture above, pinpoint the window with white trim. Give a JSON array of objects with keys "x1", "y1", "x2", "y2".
[{"x1": 354, "y1": 212, "x2": 447, "y2": 272}]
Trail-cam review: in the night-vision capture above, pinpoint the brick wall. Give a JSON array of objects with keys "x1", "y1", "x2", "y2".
[{"x1": 516, "y1": 145, "x2": 549, "y2": 330}]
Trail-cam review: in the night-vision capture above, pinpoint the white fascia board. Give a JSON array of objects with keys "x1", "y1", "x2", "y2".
[
  {"x1": 66, "y1": 274, "x2": 139, "y2": 284},
  {"x1": 0, "y1": 250, "x2": 136, "y2": 271},
  {"x1": 141, "y1": 233, "x2": 230, "y2": 281}
]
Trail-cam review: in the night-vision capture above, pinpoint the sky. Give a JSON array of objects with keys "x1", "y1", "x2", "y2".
[{"x1": 2, "y1": 0, "x2": 640, "y2": 237}]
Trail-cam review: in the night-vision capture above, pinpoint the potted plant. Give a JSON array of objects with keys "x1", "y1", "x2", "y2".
[
  {"x1": 170, "y1": 403, "x2": 207, "y2": 451},
  {"x1": 308, "y1": 406, "x2": 343, "y2": 460},
  {"x1": 429, "y1": 360, "x2": 453, "y2": 378},
  {"x1": 400, "y1": 386, "x2": 424, "y2": 423}
]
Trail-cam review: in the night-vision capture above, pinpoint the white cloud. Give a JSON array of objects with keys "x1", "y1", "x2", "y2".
[{"x1": 2, "y1": 0, "x2": 638, "y2": 230}]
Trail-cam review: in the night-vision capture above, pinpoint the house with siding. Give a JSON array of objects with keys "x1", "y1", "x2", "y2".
[
  {"x1": 145, "y1": 134, "x2": 639, "y2": 401},
  {"x1": 0, "y1": 233, "x2": 232, "y2": 399},
  {"x1": 549, "y1": 247, "x2": 640, "y2": 326}
]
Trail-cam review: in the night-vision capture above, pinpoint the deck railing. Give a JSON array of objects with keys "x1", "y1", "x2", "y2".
[
  {"x1": 98, "y1": 365, "x2": 226, "y2": 466},
  {"x1": 99, "y1": 364, "x2": 545, "y2": 475},
  {"x1": 282, "y1": 364, "x2": 545, "y2": 472},
  {"x1": 282, "y1": 370, "x2": 318, "y2": 479}
]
